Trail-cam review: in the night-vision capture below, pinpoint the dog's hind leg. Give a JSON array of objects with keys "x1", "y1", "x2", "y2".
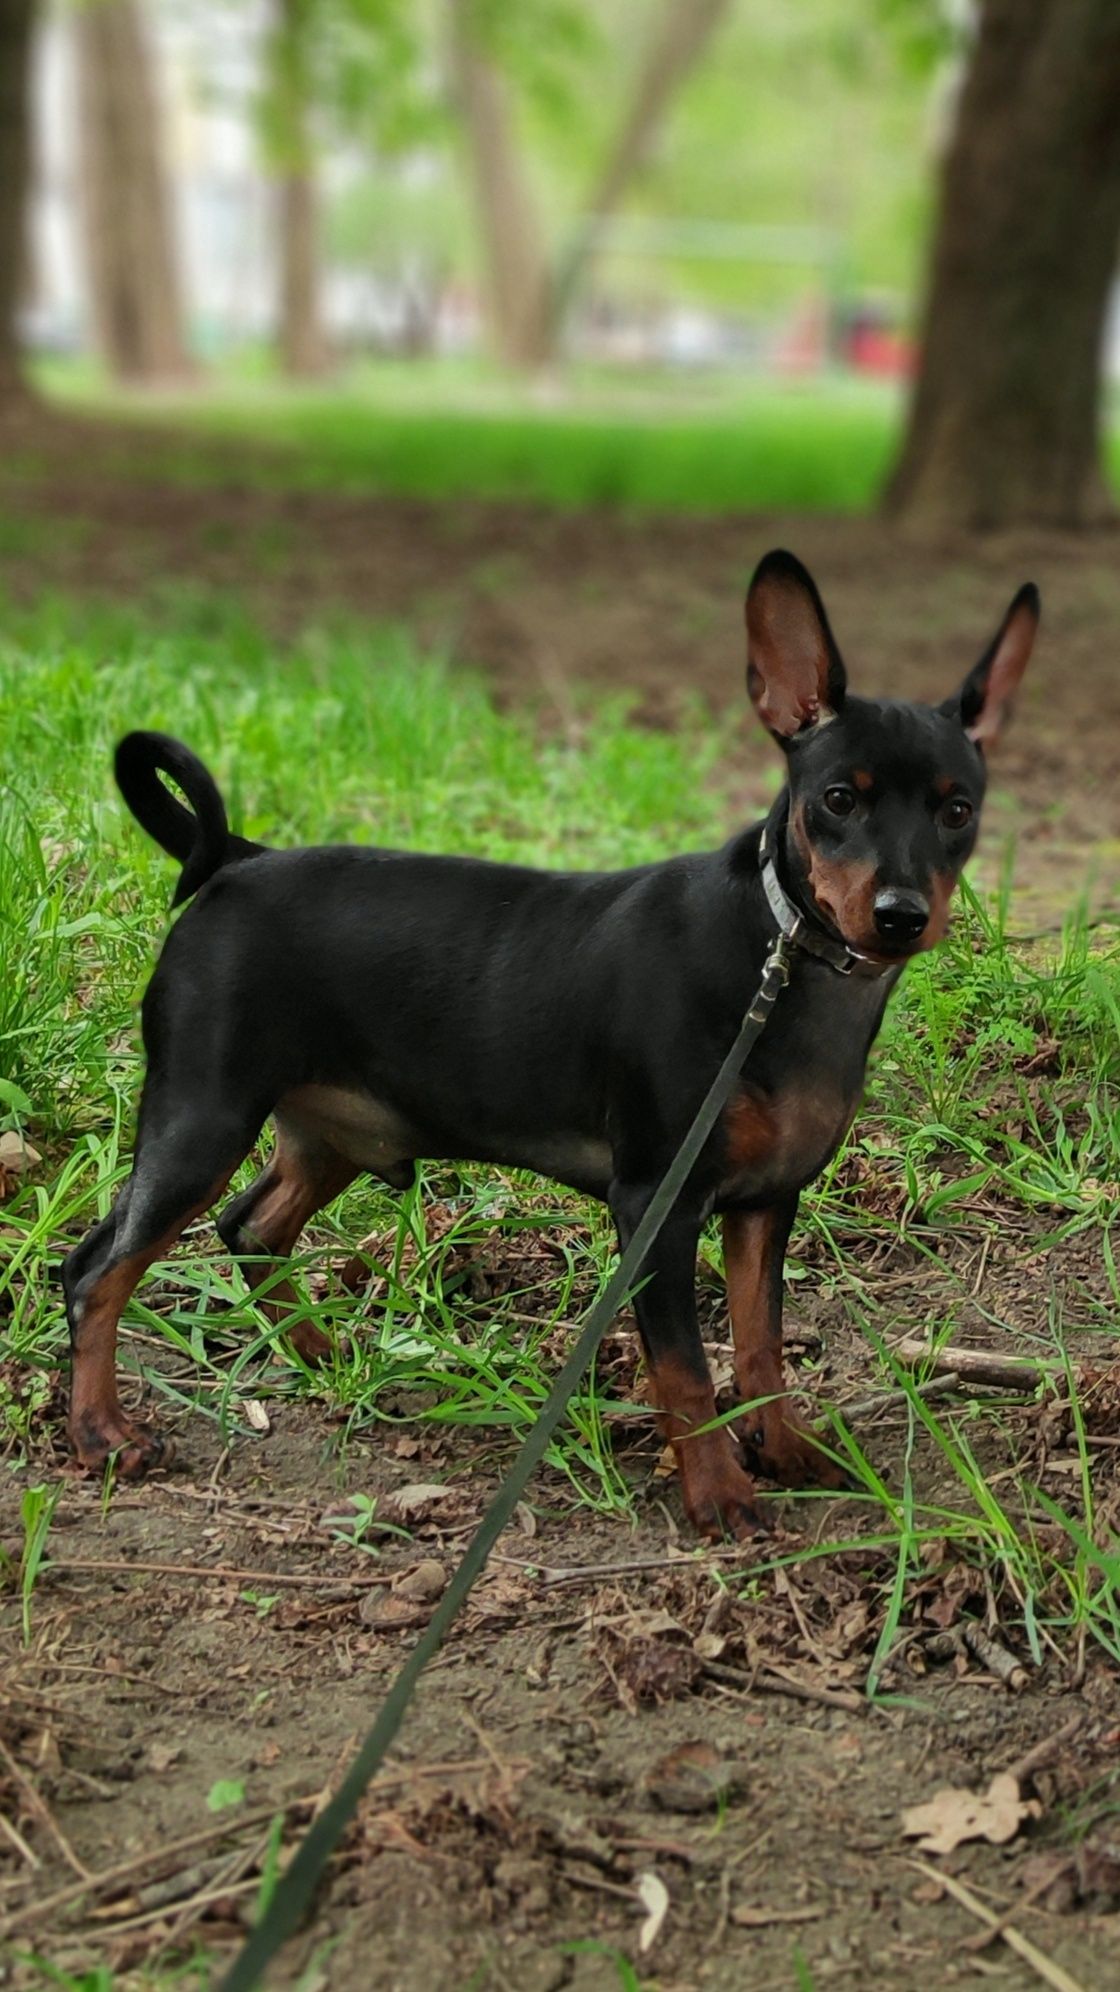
[
  {"x1": 216, "y1": 1124, "x2": 358, "y2": 1361},
  {"x1": 63, "y1": 1100, "x2": 261, "y2": 1474}
]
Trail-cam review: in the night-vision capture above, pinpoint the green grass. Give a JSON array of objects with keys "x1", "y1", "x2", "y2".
[
  {"x1": 36, "y1": 360, "x2": 902, "y2": 513},
  {"x1": 28, "y1": 356, "x2": 1120, "y2": 517},
  {"x1": 1, "y1": 591, "x2": 1118, "y2": 1678}
]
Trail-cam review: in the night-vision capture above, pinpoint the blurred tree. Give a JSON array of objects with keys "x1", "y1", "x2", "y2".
[
  {"x1": 448, "y1": 0, "x2": 733, "y2": 369},
  {"x1": 886, "y1": 0, "x2": 1120, "y2": 529},
  {"x1": 447, "y1": 0, "x2": 552, "y2": 368},
  {"x1": 258, "y1": 0, "x2": 423, "y2": 374},
  {"x1": 265, "y1": 0, "x2": 328, "y2": 376},
  {"x1": 0, "y1": 0, "x2": 35, "y2": 407},
  {"x1": 76, "y1": 0, "x2": 193, "y2": 382}
]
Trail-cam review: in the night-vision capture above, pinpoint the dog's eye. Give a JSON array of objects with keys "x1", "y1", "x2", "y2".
[
  {"x1": 939, "y1": 797, "x2": 973, "y2": 831},
  {"x1": 823, "y1": 786, "x2": 856, "y2": 818}
]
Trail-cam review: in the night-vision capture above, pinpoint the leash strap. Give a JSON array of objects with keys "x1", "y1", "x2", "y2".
[{"x1": 219, "y1": 933, "x2": 794, "y2": 1992}]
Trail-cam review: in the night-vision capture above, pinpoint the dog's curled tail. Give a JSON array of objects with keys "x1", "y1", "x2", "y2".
[{"x1": 114, "y1": 731, "x2": 260, "y2": 907}]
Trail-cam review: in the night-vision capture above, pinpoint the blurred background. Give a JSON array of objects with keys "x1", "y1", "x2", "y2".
[
  {"x1": 1, "y1": 0, "x2": 1118, "y2": 523},
  {"x1": 1, "y1": 0, "x2": 1120, "y2": 908}
]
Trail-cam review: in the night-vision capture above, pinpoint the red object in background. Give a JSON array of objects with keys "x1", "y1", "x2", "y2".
[{"x1": 847, "y1": 323, "x2": 915, "y2": 378}]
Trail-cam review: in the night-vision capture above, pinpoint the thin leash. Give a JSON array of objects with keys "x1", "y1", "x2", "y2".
[{"x1": 220, "y1": 928, "x2": 796, "y2": 1992}]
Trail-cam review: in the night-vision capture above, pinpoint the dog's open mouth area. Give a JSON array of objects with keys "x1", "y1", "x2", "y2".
[{"x1": 1, "y1": 441, "x2": 1118, "y2": 1990}]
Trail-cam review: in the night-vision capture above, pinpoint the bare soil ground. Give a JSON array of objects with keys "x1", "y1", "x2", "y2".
[
  {"x1": 4, "y1": 1229, "x2": 1120, "y2": 1991},
  {"x1": 2, "y1": 416, "x2": 1119, "y2": 1988}
]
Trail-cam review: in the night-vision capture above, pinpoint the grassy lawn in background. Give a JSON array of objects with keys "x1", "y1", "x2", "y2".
[
  {"x1": 27, "y1": 356, "x2": 1120, "y2": 515},
  {"x1": 2, "y1": 592, "x2": 1118, "y2": 1675},
  {"x1": 33, "y1": 360, "x2": 904, "y2": 512}
]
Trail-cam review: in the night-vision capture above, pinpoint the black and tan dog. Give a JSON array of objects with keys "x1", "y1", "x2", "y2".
[{"x1": 62, "y1": 552, "x2": 1038, "y2": 1537}]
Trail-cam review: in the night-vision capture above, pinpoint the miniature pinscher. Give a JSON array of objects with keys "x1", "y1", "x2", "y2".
[{"x1": 62, "y1": 551, "x2": 1038, "y2": 1538}]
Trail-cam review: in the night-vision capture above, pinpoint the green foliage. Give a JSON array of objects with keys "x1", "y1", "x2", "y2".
[
  {"x1": 19, "y1": 1482, "x2": 61, "y2": 1644},
  {"x1": 257, "y1": 0, "x2": 430, "y2": 171}
]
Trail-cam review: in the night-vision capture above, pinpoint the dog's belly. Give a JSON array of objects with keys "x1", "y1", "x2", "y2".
[
  {"x1": 278, "y1": 1084, "x2": 419, "y2": 1173},
  {"x1": 276, "y1": 1084, "x2": 613, "y2": 1193}
]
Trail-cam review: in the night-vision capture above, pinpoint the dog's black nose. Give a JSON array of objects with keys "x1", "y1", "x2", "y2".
[{"x1": 873, "y1": 889, "x2": 929, "y2": 944}]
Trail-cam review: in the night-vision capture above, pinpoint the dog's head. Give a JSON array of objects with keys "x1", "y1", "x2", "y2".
[{"x1": 745, "y1": 550, "x2": 1039, "y2": 962}]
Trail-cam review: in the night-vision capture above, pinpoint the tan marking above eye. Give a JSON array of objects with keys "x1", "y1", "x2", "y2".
[
  {"x1": 852, "y1": 769, "x2": 873, "y2": 793},
  {"x1": 934, "y1": 776, "x2": 958, "y2": 799}
]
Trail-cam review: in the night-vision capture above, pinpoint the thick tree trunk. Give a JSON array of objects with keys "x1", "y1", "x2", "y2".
[
  {"x1": 885, "y1": 0, "x2": 1120, "y2": 532},
  {"x1": 279, "y1": 169, "x2": 326, "y2": 376},
  {"x1": 0, "y1": 0, "x2": 35, "y2": 407},
  {"x1": 447, "y1": 0, "x2": 553, "y2": 372},
  {"x1": 555, "y1": 0, "x2": 733, "y2": 323},
  {"x1": 75, "y1": 0, "x2": 192, "y2": 384},
  {"x1": 271, "y1": 0, "x2": 328, "y2": 377}
]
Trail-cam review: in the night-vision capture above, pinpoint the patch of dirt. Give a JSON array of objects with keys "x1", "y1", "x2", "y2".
[
  {"x1": 2, "y1": 409, "x2": 1119, "y2": 931},
  {"x1": 4, "y1": 1213, "x2": 1120, "y2": 1990}
]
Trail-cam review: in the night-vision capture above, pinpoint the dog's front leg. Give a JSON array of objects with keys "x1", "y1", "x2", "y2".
[
  {"x1": 723, "y1": 1196, "x2": 845, "y2": 1489},
  {"x1": 610, "y1": 1181, "x2": 765, "y2": 1540}
]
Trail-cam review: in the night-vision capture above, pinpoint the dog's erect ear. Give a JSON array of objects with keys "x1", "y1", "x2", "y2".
[
  {"x1": 944, "y1": 584, "x2": 1040, "y2": 752},
  {"x1": 746, "y1": 550, "x2": 847, "y2": 740}
]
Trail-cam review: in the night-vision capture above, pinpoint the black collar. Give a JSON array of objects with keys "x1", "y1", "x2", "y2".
[{"x1": 758, "y1": 817, "x2": 897, "y2": 981}]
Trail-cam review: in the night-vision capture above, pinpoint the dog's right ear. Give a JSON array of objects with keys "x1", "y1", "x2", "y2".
[{"x1": 746, "y1": 550, "x2": 847, "y2": 742}]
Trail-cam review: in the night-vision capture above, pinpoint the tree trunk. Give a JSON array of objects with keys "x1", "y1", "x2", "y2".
[
  {"x1": 0, "y1": 0, "x2": 35, "y2": 408},
  {"x1": 885, "y1": 0, "x2": 1120, "y2": 532},
  {"x1": 270, "y1": 0, "x2": 328, "y2": 377},
  {"x1": 279, "y1": 169, "x2": 326, "y2": 376},
  {"x1": 555, "y1": 0, "x2": 733, "y2": 323},
  {"x1": 447, "y1": 0, "x2": 553, "y2": 372},
  {"x1": 75, "y1": 0, "x2": 192, "y2": 384}
]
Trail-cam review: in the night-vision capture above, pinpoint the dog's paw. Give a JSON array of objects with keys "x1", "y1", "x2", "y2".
[
  {"x1": 739, "y1": 1403, "x2": 847, "y2": 1491},
  {"x1": 287, "y1": 1318, "x2": 334, "y2": 1364},
  {"x1": 71, "y1": 1409, "x2": 168, "y2": 1479},
  {"x1": 678, "y1": 1435, "x2": 770, "y2": 1541}
]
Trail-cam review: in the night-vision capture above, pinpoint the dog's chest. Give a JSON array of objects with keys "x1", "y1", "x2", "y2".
[{"x1": 718, "y1": 1079, "x2": 857, "y2": 1201}]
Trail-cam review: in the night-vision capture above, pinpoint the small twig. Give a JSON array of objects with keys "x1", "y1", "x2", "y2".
[
  {"x1": 971, "y1": 1232, "x2": 994, "y2": 1297},
  {"x1": 702, "y1": 1656, "x2": 865, "y2": 1715},
  {"x1": 0, "y1": 1754, "x2": 520, "y2": 1939},
  {"x1": 87, "y1": 1873, "x2": 260, "y2": 1939},
  {"x1": 840, "y1": 1372, "x2": 961, "y2": 1423},
  {"x1": 907, "y1": 1859, "x2": 1087, "y2": 1992},
  {"x1": 963, "y1": 1861, "x2": 1076, "y2": 1954},
  {"x1": 563, "y1": 1865, "x2": 639, "y2": 1903},
  {"x1": 33, "y1": 1658, "x2": 195, "y2": 1697},
  {"x1": 890, "y1": 1338, "x2": 1063, "y2": 1391},
  {"x1": 495, "y1": 1546, "x2": 752, "y2": 1587},
  {"x1": 0, "y1": 1797, "x2": 310, "y2": 1940},
  {"x1": 1003, "y1": 1712, "x2": 1084, "y2": 1785},
  {"x1": 0, "y1": 1811, "x2": 41, "y2": 1871},
  {"x1": 0, "y1": 1735, "x2": 89, "y2": 1882},
  {"x1": 42, "y1": 1556, "x2": 391, "y2": 1592}
]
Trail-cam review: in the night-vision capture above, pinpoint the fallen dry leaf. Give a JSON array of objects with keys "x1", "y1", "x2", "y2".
[
  {"x1": 643, "y1": 1740, "x2": 740, "y2": 1814},
  {"x1": 902, "y1": 1772, "x2": 1041, "y2": 1855},
  {"x1": 384, "y1": 1482, "x2": 453, "y2": 1521},
  {"x1": 637, "y1": 1871, "x2": 669, "y2": 1953},
  {"x1": 0, "y1": 1132, "x2": 41, "y2": 1173},
  {"x1": 393, "y1": 1558, "x2": 447, "y2": 1603},
  {"x1": 240, "y1": 1398, "x2": 271, "y2": 1434}
]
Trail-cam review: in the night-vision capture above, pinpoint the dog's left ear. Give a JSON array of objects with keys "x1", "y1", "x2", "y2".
[{"x1": 945, "y1": 584, "x2": 1040, "y2": 751}]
